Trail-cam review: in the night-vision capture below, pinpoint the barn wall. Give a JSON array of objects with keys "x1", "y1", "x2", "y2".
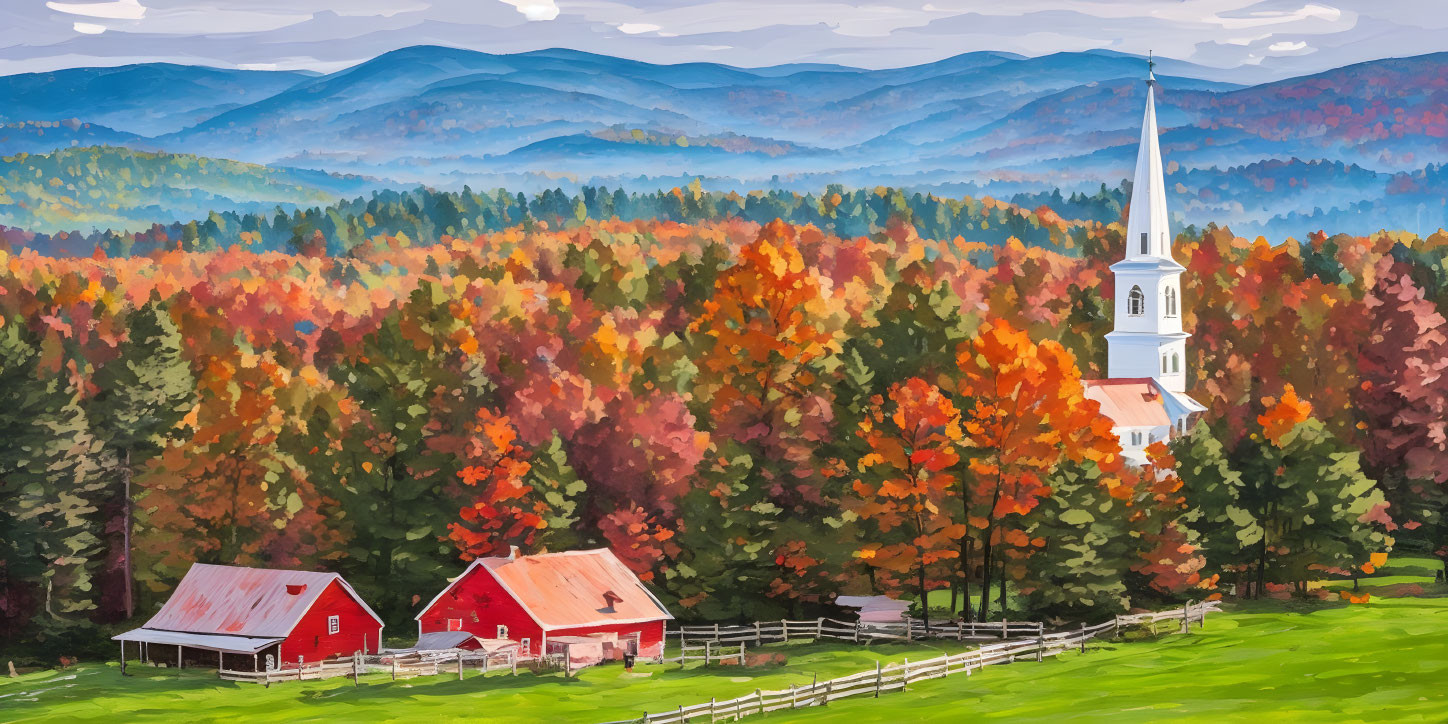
[
  {"x1": 277, "y1": 580, "x2": 382, "y2": 664},
  {"x1": 551, "y1": 619, "x2": 667, "y2": 658},
  {"x1": 418, "y1": 567, "x2": 544, "y2": 653}
]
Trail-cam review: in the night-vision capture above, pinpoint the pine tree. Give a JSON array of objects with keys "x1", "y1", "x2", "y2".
[
  {"x1": 1020, "y1": 459, "x2": 1132, "y2": 618},
  {"x1": 0, "y1": 319, "x2": 104, "y2": 630},
  {"x1": 88, "y1": 301, "x2": 195, "y2": 620}
]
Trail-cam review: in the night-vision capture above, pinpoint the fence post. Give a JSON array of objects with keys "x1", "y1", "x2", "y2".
[
  {"x1": 756, "y1": 689, "x2": 764, "y2": 715},
  {"x1": 905, "y1": 620, "x2": 912, "y2": 643},
  {"x1": 791, "y1": 684, "x2": 798, "y2": 709},
  {"x1": 903, "y1": 658, "x2": 910, "y2": 690},
  {"x1": 739, "y1": 641, "x2": 746, "y2": 666},
  {"x1": 874, "y1": 661, "x2": 882, "y2": 697},
  {"x1": 511, "y1": 651, "x2": 517, "y2": 676},
  {"x1": 458, "y1": 651, "x2": 464, "y2": 680},
  {"x1": 755, "y1": 621, "x2": 762, "y2": 647},
  {"x1": 715, "y1": 623, "x2": 721, "y2": 640},
  {"x1": 1080, "y1": 622, "x2": 1087, "y2": 654},
  {"x1": 1035, "y1": 633, "x2": 1043, "y2": 662},
  {"x1": 1200, "y1": 603, "x2": 1207, "y2": 630},
  {"x1": 704, "y1": 641, "x2": 711, "y2": 668},
  {"x1": 817, "y1": 617, "x2": 824, "y2": 640},
  {"x1": 1182, "y1": 601, "x2": 1191, "y2": 634},
  {"x1": 823, "y1": 680, "x2": 832, "y2": 706},
  {"x1": 1000, "y1": 616, "x2": 1007, "y2": 640},
  {"x1": 710, "y1": 697, "x2": 716, "y2": 722},
  {"x1": 782, "y1": 620, "x2": 789, "y2": 643},
  {"x1": 956, "y1": 621, "x2": 963, "y2": 642},
  {"x1": 354, "y1": 652, "x2": 361, "y2": 687},
  {"x1": 678, "y1": 704, "x2": 685, "y2": 723},
  {"x1": 1113, "y1": 615, "x2": 1121, "y2": 639},
  {"x1": 298, "y1": 656, "x2": 304, "y2": 682},
  {"x1": 391, "y1": 657, "x2": 396, "y2": 681},
  {"x1": 854, "y1": 622, "x2": 860, "y2": 643}
]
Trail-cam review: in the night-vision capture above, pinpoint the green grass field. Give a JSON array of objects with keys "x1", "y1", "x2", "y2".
[{"x1": 4, "y1": 558, "x2": 1444, "y2": 723}]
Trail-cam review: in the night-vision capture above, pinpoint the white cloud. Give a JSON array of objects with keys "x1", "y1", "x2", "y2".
[
  {"x1": 72, "y1": 21, "x2": 107, "y2": 34},
  {"x1": 617, "y1": 23, "x2": 661, "y2": 34},
  {"x1": 499, "y1": 0, "x2": 558, "y2": 21},
  {"x1": 1269, "y1": 40, "x2": 1309, "y2": 51},
  {"x1": 46, "y1": 0, "x2": 146, "y2": 20}
]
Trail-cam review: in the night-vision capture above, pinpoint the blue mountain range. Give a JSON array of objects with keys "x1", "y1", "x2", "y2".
[{"x1": 2, "y1": 45, "x2": 1446, "y2": 239}]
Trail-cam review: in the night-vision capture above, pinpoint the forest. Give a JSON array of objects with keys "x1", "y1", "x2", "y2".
[{"x1": 2, "y1": 184, "x2": 1445, "y2": 662}]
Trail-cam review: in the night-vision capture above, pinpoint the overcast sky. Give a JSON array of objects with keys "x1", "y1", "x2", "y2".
[{"x1": 2, "y1": 0, "x2": 1444, "y2": 79}]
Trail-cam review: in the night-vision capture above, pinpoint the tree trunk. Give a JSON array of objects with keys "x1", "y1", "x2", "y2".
[
  {"x1": 961, "y1": 538, "x2": 974, "y2": 622},
  {"x1": 976, "y1": 529, "x2": 994, "y2": 621},
  {"x1": 122, "y1": 449, "x2": 134, "y2": 620},
  {"x1": 997, "y1": 564, "x2": 1007, "y2": 614},
  {"x1": 917, "y1": 562, "x2": 930, "y2": 634}
]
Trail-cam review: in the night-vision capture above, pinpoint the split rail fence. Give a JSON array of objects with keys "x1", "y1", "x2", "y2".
[
  {"x1": 219, "y1": 649, "x2": 522, "y2": 686},
  {"x1": 671, "y1": 617, "x2": 1044, "y2": 650},
  {"x1": 604, "y1": 600, "x2": 1221, "y2": 724}
]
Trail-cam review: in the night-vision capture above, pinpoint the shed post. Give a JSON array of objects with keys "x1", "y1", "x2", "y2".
[
  {"x1": 253, "y1": 653, "x2": 258, "y2": 672},
  {"x1": 177, "y1": 645, "x2": 183, "y2": 671},
  {"x1": 119, "y1": 641, "x2": 126, "y2": 675}
]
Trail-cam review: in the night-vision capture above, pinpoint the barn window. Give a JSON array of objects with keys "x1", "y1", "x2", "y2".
[
  {"x1": 447, "y1": 619, "x2": 462, "y2": 632},
  {"x1": 497, "y1": 625, "x2": 509, "y2": 639},
  {"x1": 1164, "y1": 287, "x2": 1178, "y2": 317},
  {"x1": 1140, "y1": 232, "x2": 1149, "y2": 255},
  {"x1": 521, "y1": 638, "x2": 532, "y2": 655},
  {"x1": 328, "y1": 615, "x2": 340, "y2": 635},
  {"x1": 1128, "y1": 286, "x2": 1145, "y2": 316}
]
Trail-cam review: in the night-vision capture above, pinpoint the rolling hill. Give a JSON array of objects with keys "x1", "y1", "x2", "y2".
[{"x1": 1, "y1": 46, "x2": 1445, "y2": 239}]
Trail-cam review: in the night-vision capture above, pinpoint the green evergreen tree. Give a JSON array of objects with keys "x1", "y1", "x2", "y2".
[{"x1": 87, "y1": 300, "x2": 195, "y2": 620}]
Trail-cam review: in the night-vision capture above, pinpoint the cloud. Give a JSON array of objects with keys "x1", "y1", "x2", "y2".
[
  {"x1": 617, "y1": 23, "x2": 661, "y2": 35},
  {"x1": 72, "y1": 22, "x2": 108, "y2": 34},
  {"x1": 499, "y1": 0, "x2": 558, "y2": 22},
  {"x1": 46, "y1": 0, "x2": 146, "y2": 20},
  {"x1": 1269, "y1": 40, "x2": 1309, "y2": 51}
]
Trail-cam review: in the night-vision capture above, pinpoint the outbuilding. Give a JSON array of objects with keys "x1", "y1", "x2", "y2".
[
  {"x1": 416, "y1": 548, "x2": 672, "y2": 661},
  {"x1": 113, "y1": 563, "x2": 384, "y2": 672}
]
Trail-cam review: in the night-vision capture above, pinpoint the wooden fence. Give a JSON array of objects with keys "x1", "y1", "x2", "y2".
[
  {"x1": 672, "y1": 617, "x2": 1045, "y2": 648},
  {"x1": 219, "y1": 649, "x2": 521, "y2": 685},
  {"x1": 671, "y1": 642, "x2": 748, "y2": 667},
  {"x1": 602, "y1": 600, "x2": 1221, "y2": 724}
]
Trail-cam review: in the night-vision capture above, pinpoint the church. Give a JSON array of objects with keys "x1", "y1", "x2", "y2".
[{"x1": 1082, "y1": 65, "x2": 1206, "y2": 465}]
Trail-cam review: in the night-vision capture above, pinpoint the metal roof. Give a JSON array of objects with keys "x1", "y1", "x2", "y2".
[
  {"x1": 1084, "y1": 378, "x2": 1172, "y2": 428},
  {"x1": 141, "y1": 563, "x2": 384, "y2": 637},
  {"x1": 418, "y1": 548, "x2": 673, "y2": 630},
  {"x1": 111, "y1": 628, "x2": 283, "y2": 654},
  {"x1": 406, "y1": 631, "x2": 485, "y2": 651}
]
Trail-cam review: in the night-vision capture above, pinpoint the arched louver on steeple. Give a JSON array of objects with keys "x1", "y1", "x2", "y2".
[
  {"x1": 1165, "y1": 286, "x2": 1177, "y2": 317},
  {"x1": 1128, "y1": 286, "x2": 1145, "y2": 316}
]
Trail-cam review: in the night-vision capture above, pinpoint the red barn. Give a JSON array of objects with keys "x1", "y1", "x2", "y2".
[
  {"x1": 113, "y1": 564, "x2": 383, "y2": 672},
  {"x1": 416, "y1": 548, "x2": 672, "y2": 660}
]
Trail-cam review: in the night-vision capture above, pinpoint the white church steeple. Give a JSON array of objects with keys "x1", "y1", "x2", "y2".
[{"x1": 1106, "y1": 59, "x2": 1191, "y2": 394}]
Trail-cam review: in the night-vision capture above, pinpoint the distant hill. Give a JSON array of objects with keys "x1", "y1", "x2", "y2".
[
  {"x1": 1, "y1": 46, "x2": 1446, "y2": 239},
  {"x1": 0, "y1": 146, "x2": 376, "y2": 234}
]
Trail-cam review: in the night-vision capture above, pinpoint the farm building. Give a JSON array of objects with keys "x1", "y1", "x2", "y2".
[
  {"x1": 835, "y1": 595, "x2": 912, "y2": 623},
  {"x1": 113, "y1": 563, "x2": 384, "y2": 672},
  {"x1": 416, "y1": 548, "x2": 672, "y2": 660}
]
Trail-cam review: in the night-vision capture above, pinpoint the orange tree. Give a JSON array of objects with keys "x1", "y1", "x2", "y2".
[
  {"x1": 953, "y1": 318, "x2": 1099, "y2": 620},
  {"x1": 850, "y1": 378, "x2": 965, "y2": 630}
]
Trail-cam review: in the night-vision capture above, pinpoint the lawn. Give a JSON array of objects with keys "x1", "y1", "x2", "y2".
[
  {"x1": 783, "y1": 558, "x2": 1448, "y2": 723},
  {"x1": 0, "y1": 639, "x2": 977, "y2": 723},
  {"x1": 4, "y1": 558, "x2": 1444, "y2": 723}
]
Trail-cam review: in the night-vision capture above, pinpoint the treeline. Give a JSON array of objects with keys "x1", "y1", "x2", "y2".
[
  {"x1": 1, "y1": 209, "x2": 1444, "y2": 664},
  {"x1": 0, "y1": 181, "x2": 1117, "y2": 258}
]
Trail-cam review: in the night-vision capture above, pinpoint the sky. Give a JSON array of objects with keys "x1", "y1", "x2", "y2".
[{"x1": 1, "y1": 0, "x2": 1445, "y2": 80}]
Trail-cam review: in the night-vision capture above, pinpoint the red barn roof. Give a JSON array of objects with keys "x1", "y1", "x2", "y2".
[
  {"x1": 1084, "y1": 378, "x2": 1172, "y2": 428},
  {"x1": 140, "y1": 563, "x2": 382, "y2": 637},
  {"x1": 419, "y1": 548, "x2": 672, "y2": 630}
]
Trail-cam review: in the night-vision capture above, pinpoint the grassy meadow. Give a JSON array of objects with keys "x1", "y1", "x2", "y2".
[{"x1": 3, "y1": 558, "x2": 1445, "y2": 723}]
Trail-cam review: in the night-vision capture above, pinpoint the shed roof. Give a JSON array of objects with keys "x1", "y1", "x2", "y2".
[
  {"x1": 418, "y1": 548, "x2": 673, "y2": 630},
  {"x1": 139, "y1": 563, "x2": 383, "y2": 638},
  {"x1": 1083, "y1": 378, "x2": 1172, "y2": 428},
  {"x1": 111, "y1": 628, "x2": 283, "y2": 654}
]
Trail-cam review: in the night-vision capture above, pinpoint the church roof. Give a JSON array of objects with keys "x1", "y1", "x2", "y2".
[{"x1": 1083, "y1": 378, "x2": 1172, "y2": 428}]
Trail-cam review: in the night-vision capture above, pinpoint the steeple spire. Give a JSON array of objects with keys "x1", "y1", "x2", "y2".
[{"x1": 1124, "y1": 56, "x2": 1172, "y2": 262}]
